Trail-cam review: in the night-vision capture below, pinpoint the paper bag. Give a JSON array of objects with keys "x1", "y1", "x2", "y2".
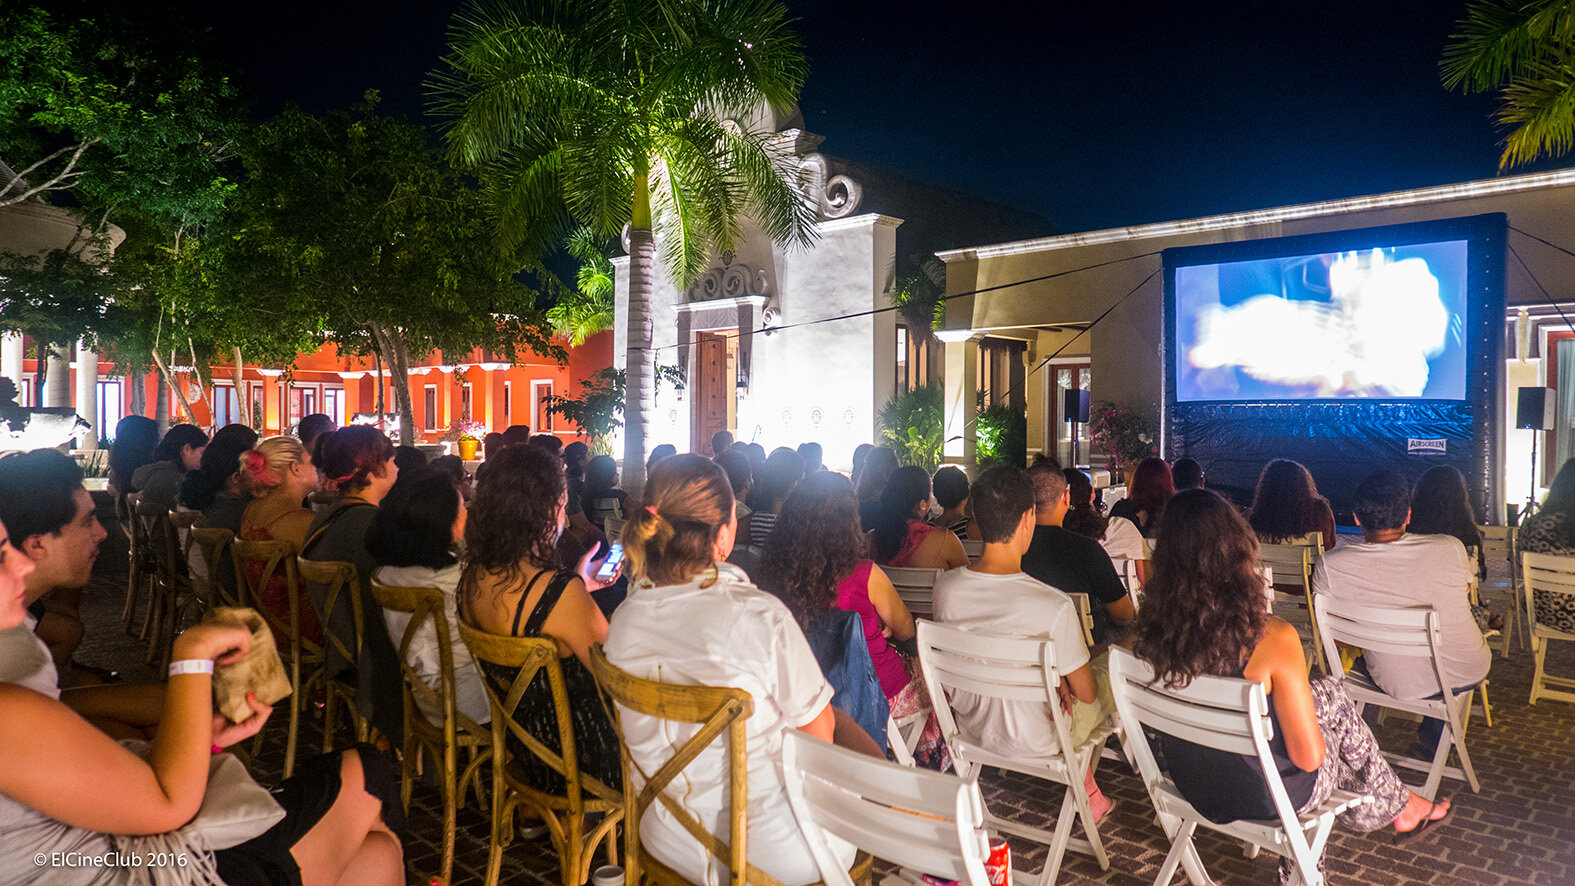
[{"x1": 203, "y1": 607, "x2": 293, "y2": 723}]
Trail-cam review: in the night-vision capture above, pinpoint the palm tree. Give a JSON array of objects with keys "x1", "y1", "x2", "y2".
[
  {"x1": 431, "y1": 0, "x2": 816, "y2": 493},
  {"x1": 1441, "y1": 1, "x2": 1575, "y2": 169},
  {"x1": 547, "y1": 227, "x2": 617, "y2": 346}
]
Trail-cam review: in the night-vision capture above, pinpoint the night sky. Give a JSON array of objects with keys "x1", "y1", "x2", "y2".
[{"x1": 170, "y1": 0, "x2": 1568, "y2": 238}]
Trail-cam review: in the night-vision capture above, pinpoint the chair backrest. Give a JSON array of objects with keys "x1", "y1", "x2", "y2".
[
  {"x1": 604, "y1": 513, "x2": 626, "y2": 542},
  {"x1": 1312, "y1": 593, "x2": 1450, "y2": 697},
  {"x1": 1522, "y1": 552, "x2": 1575, "y2": 639},
  {"x1": 914, "y1": 619, "x2": 1071, "y2": 776},
  {"x1": 296, "y1": 557, "x2": 364, "y2": 669},
  {"x1": 371, "y1": 578, "x2": 484, "y2": 737},
  {"x1": 1066, "y1": 593, "x2": 1097, "y2": 648},
  {"x1": 885, "y1": 566, "x2": 941, "y2": 617},
  {"x1": 187, "y1": 527, "x2": 237, "y2": 608},
  {"x1": 230, "y1": 538, "x2": 305, "y2": 656},
  {"x1": 1258, "y1": 537, "x2": 1318, "y2": 591},
  {"x1": 1106, "y1": 647, "x2": 1306, "y2": 835},
  {"x1": 960, "y1": 538, "x2": 984, "y2": 562},
  {"x1": 588, "y1": 644, "x2": 754, "y2": 886},
  {"x1": 134, "y1": 499, "x2": 181, "y2": 582},
  {"x1": 460, "y1": 623, "x2": 619, "y2": 809},
  {"x1": 1109, "y1": 555, "x2": 1140, "y2": 596},
  {"x1": 1478, "y1": 524, "x2": 1515, "y2": 562},
  {"x1": 782, "y1": 731, "x2": 990, "y2": 886}
]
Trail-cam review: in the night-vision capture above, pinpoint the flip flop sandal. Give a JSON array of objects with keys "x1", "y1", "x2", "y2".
[{"x1": 1393, "y1": 796, "x2": 1456, "y2": 845}]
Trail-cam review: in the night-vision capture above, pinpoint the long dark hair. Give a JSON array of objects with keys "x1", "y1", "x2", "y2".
[
  {"x1": 180, "y1": 435, "x2": 253, "y2": 511},
  {"x1": 757, "y1": 471, "x2": 867, "y2": 631},
  {"x1": 1128, "y1": 457, "x2": 1175, "y2": 517},
  {"x1": 1248, "y1": 459, "x2": 1329, "y2": 543},
  {"x1": 1409, "y1": 466, "x2": 1481, "y2": 552},
  {"x1": 153, "y1": 424, "x2": 208, "y2": 464},
  {"x1": 108, "y1": 416, "x2": 158, "y2": 488},
  {"x1": 461, "y1": 446, "x2": 564, "y2": 607},
  {"x1": 747, "y1": 447, "x2": 805, "y2": 511},
  {"x1": 367, "y1": 470, "x2": 461, "y2": 570},
  {"x1": 872, "y1": 465, "x2": 931, "y2": 563},
  {"x1": 1062, "y1": 467, "x2": 1108, "y2": 540},
  {"x1": 1134, "y1": 489, "x2": 1270, "y2": 688}
]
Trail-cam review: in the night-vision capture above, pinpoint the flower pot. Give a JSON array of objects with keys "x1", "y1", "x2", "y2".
[
  {"x1": 458, "y1": 437, "x2": 480, "y2": 461},
  {"x1": 1122, "y1": 466, "x2": 1137, "y2": 488}
]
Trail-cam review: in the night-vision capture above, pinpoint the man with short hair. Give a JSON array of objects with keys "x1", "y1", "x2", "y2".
[
  {"x1": 0, "y1": 449, "x2": 165, "y2": 736},
  {"x1": 796, "y1": 441, "x2": 824, "y2": 474},
  {"x1": 1172, "y1": 457, "x2": 1205, "y2": 491},
  {"x1": 1315, "y1": 470, "x2": 1491, "y2": 756},
  {"x1": 710, "y1": 429, "x2": 735, "y2": 458},
  {"x1": 933, "y1": 465, "x2": 1114, "y2": 819},
  {"x1": 1020, "y1": 456, "x2": 1134, "y2": 645}
]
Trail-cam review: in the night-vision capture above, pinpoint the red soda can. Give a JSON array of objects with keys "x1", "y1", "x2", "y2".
[{"x1": 984, "y1": 837, "x2": 1011, "y2": 886}]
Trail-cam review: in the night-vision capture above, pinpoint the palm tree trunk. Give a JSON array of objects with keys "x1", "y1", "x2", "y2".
[{"x1": 624, "y1": 165, "x2": 656, "y2": 498}]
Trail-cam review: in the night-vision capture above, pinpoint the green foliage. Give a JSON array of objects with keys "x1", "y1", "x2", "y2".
[
  {"x1": 878, "y1": 383, "x2": 944, "y2": 473},
  {"x1": 1088, "y1": 401, "x2": 1157, "y2": 474},
  {"x1": 546, "y1": 367, "x2": 626, "y2": 454},
  {"x1": 976, "y1": 403, "x2": 1028, "y2": 468},
  {"x1": 0, "y1": 246, "x2": 115, "y2": 349},
  {"x1": 546, "y1": 227, "x2": 616, "y2": 345},
  {"x1": 1442, "y1": 1, "x2": 1575, "y2": 169},
  {"x1": 890, "y1": 256, "x2": 946, "y2": 338}
]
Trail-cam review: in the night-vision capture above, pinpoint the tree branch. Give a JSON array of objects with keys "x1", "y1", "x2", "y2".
[{"x1": 0, "y1": 139, "x2": 99, "y2": 207}]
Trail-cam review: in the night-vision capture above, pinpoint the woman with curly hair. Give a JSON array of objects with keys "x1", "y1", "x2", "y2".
[
  {"x1": 459, "y1": 444, "x2": 622, "y2": 794},
  {"x1": 1134, "y1": 490, "x2": 1453, "y2": 883},
  {"x1": 757, "y1": 472, "x2": 947, "y2": 768},
  {"x1": 1248, "y1": 458, "x2": 1337, "y2": 551}
]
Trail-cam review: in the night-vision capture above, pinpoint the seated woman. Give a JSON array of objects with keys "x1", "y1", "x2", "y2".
[
  {"x1": 870, "y1": 465, "x2": 966, "y2": 571},
  {"x1": 458, "y1": 445, "x2": 621, "y2": 795},
  {"x1": 929, "y1": 465, "x2": 973, "y2": 539},
  {"x1": 1108, "y1": 456, "x2": 1173, "y2": 538},
  {"x1": 604, "y1": 455, "x2": 856, "y2": 885},
  {"x1": 1133, "y1": 489, "x2": 1453, "y2": 886},
  {"x1": 758, "y1": 470, "x2": 948, "y2": 769},
  {"x1": 1248, "y1": 458, "x2": 1337, "y2": 551},
  {"x1": 854, "y1": 446, "x2": 899, "y2": 531},
  {"x1": 1064, "y1": 466, "x2": 1148, "y2": 585},
  {"x1": 745, "y1": 447, "x2": 805, "y2": 547},
  {"x1": 183, "y1": 430, "x2": 262, "y2": 533},
  {"x1": 367, "y1": 470, "x2": 490, "y2": 727},
  {"x1": 305, "y1": 426, "x2": 405, "y2": 745},
  {"x1": 131, "y1": 423, "x2": 209, "y2": 513},
  {"x1": 1516, "y1": 457, "x2": 1575, "y2": 634},
  {"x1": 107, "y1": 415, "x2": 159, "y2": 516},
  {"x1": 1410, "y1": 465, "x2": 1486, "y2": 578},
  {"x1": 0, "y1": 524, "x2": 403, "y2": 886},
  {"x1": 240, "y1": 436, "x2": 324, "y2": 646}
]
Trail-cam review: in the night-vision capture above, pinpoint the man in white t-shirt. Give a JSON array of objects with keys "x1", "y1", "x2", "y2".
[
  {"x1": 933, "y1": 464, "x2": 1115, "y2": 820},
  {"x1": 1314, "y1": 469, "x2": 1491, "y2": 756}
]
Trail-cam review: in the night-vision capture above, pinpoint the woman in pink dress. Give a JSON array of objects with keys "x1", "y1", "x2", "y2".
[{"x1": 870, "y1": 465, "x2": 967, "y2": 571}]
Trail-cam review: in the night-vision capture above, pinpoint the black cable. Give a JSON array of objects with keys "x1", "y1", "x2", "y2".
[
  {"x1": 1507, "y1": 225, "x2": 1575, "y2": 335},
  {"x1": 627, "y1": 250, "x2": 1163, "y2": 354}
]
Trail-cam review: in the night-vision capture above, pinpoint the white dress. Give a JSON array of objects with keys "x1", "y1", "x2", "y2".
[
  {"x1": 604, "y1": 564, "x2": 854, "y2": 886},
  {"x1": 376, "y1": 563, "x2": 491, "y2": 726}
]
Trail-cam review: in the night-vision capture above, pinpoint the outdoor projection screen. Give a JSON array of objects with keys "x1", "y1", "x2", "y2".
[{"x1": 1163, "y1": 214, "x2": 1505, "y2": 522}]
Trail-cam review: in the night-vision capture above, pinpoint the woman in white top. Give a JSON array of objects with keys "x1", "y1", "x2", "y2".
[
  {"x1": 604, "y1": 454, "x2": 854, "y2": 886},
  {"x1": 366, "y1": 469, "x2": 490, "y2": 726}
]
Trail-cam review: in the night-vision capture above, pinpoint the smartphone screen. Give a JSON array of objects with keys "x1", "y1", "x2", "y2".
[{"x1": 595, "y1": 542, "x2": 624, "y2": 581}]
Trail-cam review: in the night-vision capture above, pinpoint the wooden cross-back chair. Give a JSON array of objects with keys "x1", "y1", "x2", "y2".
[
  {"x1": 459, "y1": 624, "x2": 622, "y2": 886},
  {"x1": 371, "y1": 578, "x2": 494, "y2": 886},
  {"x1": 230, "y1": 538, "x2": 313, "y2": 778},
  {"x1": 138, "y1": 503, "x2": 201, "y2": 668},
  {"x1": 296, "y1": 557, "x2": 368, "y2": 752},
  {"x1": 187, "y1": 527, "x2": 241, "y2": 609},
  {"x1": 589, "y1": 646, "x2": 872, "y2": 886},
  {"x1": 121, "y1": 492, "x2": 156, "y2": 634}
]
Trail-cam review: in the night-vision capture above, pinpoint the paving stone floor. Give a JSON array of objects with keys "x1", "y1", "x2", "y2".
[{"x1": 72, "y1": 508, "x2": 1575, "y2": 885}]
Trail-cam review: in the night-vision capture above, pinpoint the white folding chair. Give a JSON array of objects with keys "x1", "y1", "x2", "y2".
[
  {"x1": 916, "y1": 620, "x2": 1114, "y2": 886},
  {"x1": 1107, "y1": 647, "x2": 1367, "y2": 886},
  {"x1": 783, "y1": 731, "x2": 991, "y2": 886},
  {"x1": 1066, "y1": 593, "x2": 1097, "y2": 648},
  {"x1": 1259, "y1": 534, "x2": 1326, "y2": 674},
  {"x1": 886, "y1": 566, "x2": 942, "y2": 619},
  {"x1": 1109, "y1": 555, "x2": 1143, "y2": 599},
  {"x1": 1521, "y1": 552, "x2": 1575, "y2": 705},
  {"x1": 1478, "y1": 524, "x2": 1522, "y2": 657},
  {"x1": 961, "y1": 538, "x2": 984, "y2": 563},
  {"x1": 1313, "y1": 594, "x2": 1481, "y2": 801}
]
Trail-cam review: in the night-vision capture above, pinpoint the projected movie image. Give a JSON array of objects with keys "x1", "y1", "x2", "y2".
[{"x1": 1173, "y1": 241, "x2": 1469, "y2": 401}]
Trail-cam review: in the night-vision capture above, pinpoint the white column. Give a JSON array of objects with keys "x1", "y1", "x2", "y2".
[
  {"x1": 1, "y1": 332, "x2": 22, "y2": 391},
  {"x1": 42, "y1": 344, "x2": 70, "y2": 407},
  {"x1": 75, "y1": 340, "x2": 99, "y2": 449},
  {"x1": 940, "y1": 333, "x2": 981, "y2": 466}
]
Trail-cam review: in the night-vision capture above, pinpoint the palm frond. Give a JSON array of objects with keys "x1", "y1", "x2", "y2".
[
  {"x1": 1441, "y1": 0, "x2": 1575, "y2": 92},
  {"x1": 1497, "y1": 52, "x2": 1575, "y2": 167},
  {"x1": 718, "y1": 119, "x2": 818, "y2": 250}
]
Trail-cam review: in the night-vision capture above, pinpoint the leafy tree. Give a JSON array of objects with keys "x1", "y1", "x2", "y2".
[
  {"x1": 546, "y1": 367, "x2": 626, "y2": 454},
  {"x1": 231, "y1": 95, "x2": 562, "y2": 443},
  {"x1": 431, "y1": 0, "x2": 816, "y2": 493},
  {"x1": 1442, "y1": 1, "x2": 1575, "y2": 169},
  {"x1": 890, "y1": 256, "x2": 947, "y2": 343},
  {"x1": 547, "y1": 227, "x2": 617, "y2": 346}
]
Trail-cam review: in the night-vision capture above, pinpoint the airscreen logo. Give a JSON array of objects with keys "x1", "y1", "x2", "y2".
[{"x1": 1407, "y1": 438, "x2": 1447, "y2": 455}]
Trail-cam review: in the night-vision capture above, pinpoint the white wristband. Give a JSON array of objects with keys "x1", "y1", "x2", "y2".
[{"x1": 168, "y1": 659, "x2": 215, "y2": 678}]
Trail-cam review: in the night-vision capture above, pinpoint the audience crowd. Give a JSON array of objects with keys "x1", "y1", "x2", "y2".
[{"x1": 0, "y1": 412, "x2": 1535, "y2": 884}]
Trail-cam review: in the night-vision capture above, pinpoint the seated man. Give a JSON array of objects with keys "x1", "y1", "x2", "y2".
[
  {"x1": 1314, "y1": 469, "x2": 1491, "y2": 756},
  {"x1": 933, "y1": 465, "x2": 1114, "y2": 819},
  {"x1": 1021, "y1": 456, "x2": 1135, "y2": 646},
  {"x1": 0, "y1": 450, "x2": 163, "y2": 737}
]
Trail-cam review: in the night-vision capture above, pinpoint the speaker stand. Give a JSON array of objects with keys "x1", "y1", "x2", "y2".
[
  {"x1": 1069, "y1": 420, "x2": 1080, "y2": 470},
  {"x1": 1525, "y1": 431, "x2": 1540, "y2": 523}
]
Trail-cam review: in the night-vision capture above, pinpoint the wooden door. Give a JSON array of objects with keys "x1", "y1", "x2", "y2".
[{"x1": 694, "y1": 331, "x2": 728, "y2": 454}]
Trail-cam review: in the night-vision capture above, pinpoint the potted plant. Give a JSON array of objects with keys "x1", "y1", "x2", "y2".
[
  {"x1": 878, "y1": 383, "x2": 943, "y2": 472},
  {"x1": 443, "y1": 418, "x2": 487, "y2": 460},
  {"x1": 1088, "y1": 401, "x2": 1157, "y2": 484}
]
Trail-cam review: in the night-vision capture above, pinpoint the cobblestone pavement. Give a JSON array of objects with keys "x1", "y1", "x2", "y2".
[{"x1": 71, "y1": 507, "x2": 1575, "y2": 885}]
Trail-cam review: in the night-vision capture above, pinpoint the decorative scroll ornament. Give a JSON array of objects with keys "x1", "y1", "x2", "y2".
[
  {"x1": 795, "y1": 153, "x2": 863, "y2": 219},
  {"x1": 685, "y1": 262, "x2": 772, "y2": 302}
]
